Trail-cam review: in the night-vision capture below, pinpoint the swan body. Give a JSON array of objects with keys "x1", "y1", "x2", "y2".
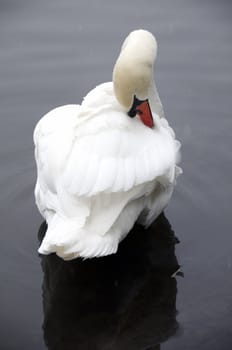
[{"x1": 34, "y1": 30, "x2": 181, "y2": 260}]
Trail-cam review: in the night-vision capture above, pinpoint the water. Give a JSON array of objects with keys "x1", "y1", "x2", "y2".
[{"x1": 1, "y1": 0, "x2": 232, "y2": 349}]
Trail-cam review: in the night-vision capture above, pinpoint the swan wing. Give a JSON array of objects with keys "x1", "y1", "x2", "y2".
[{"x1": 62, "y1": 111, "x2": 178, "y2": 197}]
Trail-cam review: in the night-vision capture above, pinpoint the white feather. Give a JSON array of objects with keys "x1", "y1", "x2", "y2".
[
  {"x1": 34, "y1": 83, "x2": 181, "y2": 259},
  {"x1": 34, "y1": 31, "x2": 182, "y2": 259}
]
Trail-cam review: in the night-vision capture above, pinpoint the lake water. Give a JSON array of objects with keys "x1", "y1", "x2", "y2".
[{"x1": 1, "y1": 0, "x2": 232, "y2": 349}]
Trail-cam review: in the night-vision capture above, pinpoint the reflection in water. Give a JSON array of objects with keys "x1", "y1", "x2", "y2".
[{"x1": 38, "y1": 213, "x2": 180, "y2": 350}]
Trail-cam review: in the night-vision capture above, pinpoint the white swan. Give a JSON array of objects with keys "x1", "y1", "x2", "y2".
[{"x1": 34, "y1": 29, "x2": 181, "y2": 260}]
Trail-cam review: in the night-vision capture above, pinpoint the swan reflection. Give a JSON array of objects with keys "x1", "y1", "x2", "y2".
[{"x1": 38, "y1": 213, "x2": 180, "y2": 350}]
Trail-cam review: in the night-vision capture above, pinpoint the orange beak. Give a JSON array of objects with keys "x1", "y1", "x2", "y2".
[
  {"x1": 128, "y1": 96, "x2": 154, "y2": 128},
  {"x1": 135, "y1": 100, "x2": 154, "y2": 128}
]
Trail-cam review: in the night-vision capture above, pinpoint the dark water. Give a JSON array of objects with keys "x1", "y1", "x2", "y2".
[{"x1": 1, "y1": 0, "x2": 232, "y2": 349}]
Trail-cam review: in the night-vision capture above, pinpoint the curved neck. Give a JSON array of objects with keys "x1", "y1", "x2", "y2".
[{"x1": 148, "y1": 75, "x2": 165, "y2": 118}]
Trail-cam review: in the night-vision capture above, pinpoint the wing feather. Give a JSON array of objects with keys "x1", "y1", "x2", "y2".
[
  {"x1": 61, "y1": 116, "x2": 177, "y2": 197},
  {"x1": 35, "y1": 102, "x2": 177, "y2": 200}
]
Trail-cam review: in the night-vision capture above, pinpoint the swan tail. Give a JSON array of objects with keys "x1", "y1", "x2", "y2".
[
  {"x1": 38, "y1": 214, "x2": 84, "y2": 260},
  {"x1": 38, "y1": 213, "x2": 119, "y2": 260}
]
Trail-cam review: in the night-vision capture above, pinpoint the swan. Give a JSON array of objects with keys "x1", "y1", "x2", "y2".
[{"x1": 34, "y1": 29, "x2": 181, "y2": 260}]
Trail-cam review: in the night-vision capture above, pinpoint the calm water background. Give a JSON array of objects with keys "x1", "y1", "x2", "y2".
[{"x1": 1, "y1": 0, "x2": 232, "y2": 349}]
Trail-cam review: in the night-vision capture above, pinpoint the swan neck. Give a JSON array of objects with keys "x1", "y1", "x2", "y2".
[{"x1": 148, "y1": 76, "x2": 164, "y2": 118}]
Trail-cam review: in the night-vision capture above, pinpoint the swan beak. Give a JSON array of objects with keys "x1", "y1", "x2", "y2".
[{"x1": 128, "y1": 95, "x2": 154, "y2": 128}]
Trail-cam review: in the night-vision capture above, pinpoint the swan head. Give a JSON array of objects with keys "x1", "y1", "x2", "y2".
[{"x1": 113, "y1": 29, "x2": 157, "y2": 128}]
